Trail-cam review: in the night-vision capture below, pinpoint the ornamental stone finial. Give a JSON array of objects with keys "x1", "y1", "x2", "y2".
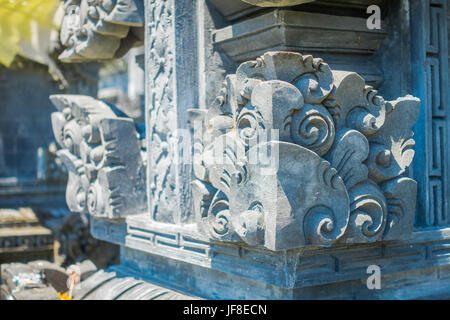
[
  {"x1": 50, "y1": 94, "x2": 146, "y2": 219},
  {"x1": 59, "y1": 0, "x2": 144, "y2": 62},
  {"x1": 189, "y1": 51, "x2": 420, "y2": 250}
]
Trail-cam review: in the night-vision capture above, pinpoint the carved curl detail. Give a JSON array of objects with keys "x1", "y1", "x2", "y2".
[
  {"x1": 59, "y1": 0, "x2": 144, "y2": 62},
  {"x1": 290, "y1": 104, "x2": 335, "y2": 156},
  {"x1": 50, "y1": 94, "x2": 146, "y2": 219},
  {"x1": 189, "y1": 51, "x2": 420, "y2": 250}
]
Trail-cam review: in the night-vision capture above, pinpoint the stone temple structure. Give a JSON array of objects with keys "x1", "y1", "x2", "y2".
[{"x1": 43, "y1": 0, "x2": 450, "y2": 299}]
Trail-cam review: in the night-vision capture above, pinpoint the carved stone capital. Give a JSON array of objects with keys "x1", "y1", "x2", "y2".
[
  {"x1": 59, "y1": 0, "x2": 144, "y2": 62},
  {"x1": 189, "y1": 51, "x2": 420, "y2": 251},
  {"x1": 50, "y1": 94, "x2": 146, "y2": 219}
]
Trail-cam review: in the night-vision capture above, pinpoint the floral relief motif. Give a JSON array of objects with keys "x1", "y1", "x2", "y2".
[
  {"x1": 59, "y1": 0, "x2": 144, "y2": 62},
  {"x1": 189, "y1": 51, "x2": 420, "y2": 250},
  {"x1": 50, "y1": 94, "x2": 146, "y2": 219}
]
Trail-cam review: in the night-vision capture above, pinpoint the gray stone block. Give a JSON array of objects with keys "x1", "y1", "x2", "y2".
[
  {"x1": 71, "y1": 268, "x2": 196, "y2": 300},
  {"x1": 59, "y1": 0, "x2": 144, "y2": 62},
  {"x1": 189, "y1": 51, "x2": 420, "y2": 250},
  {"x1": 10, "y1": 286, "x2": 60, "y2": 300},
  {"x1": 50, "y1": 94, "x2": 147, "y2": 219}
]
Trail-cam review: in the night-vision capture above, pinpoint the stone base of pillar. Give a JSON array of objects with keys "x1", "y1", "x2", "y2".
[
  {"x1": 118, "y1": 246, "x2": 450, "y2": 300},
  {"x1": 92, "y1": 216, "x2": 450, "y2": 299}
]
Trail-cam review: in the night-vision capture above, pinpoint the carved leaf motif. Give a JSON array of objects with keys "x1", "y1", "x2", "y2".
[
  {"x1": 203, "y1": 133, "x2": 246, "y2": 198},
  {"x1": 191, "y1": 51, "x2": 420, "y2": 249},
  {"x1": 60, "y1": 4, "x2": 81, "y2": 47},
  {"x1": 327, "y1": 129, "x2": 369, "y2": 190},
  {"x1": 233, "y1": 204, "x2": 265, "y2": 246},
  {"x1": 230, "y1": 141, "x2": 350, "y2": 250},
  {"x1": 187, "y1": 109, "x2": 209, "y2": 181},
  {"x1": 236, "y1": 52, "x2": 333, "y2": 104},
  {"x1": 304, "y1": 205, "x2": 339, "y2": 245},
  {"x1": 50, "y1": 94, "x2": 146, "y2": 219},
  {"x1": 366, "y1": 96, "x2": 420, "y2": 183},
  {"x1": 343, "y1": 181, "x2": 387, "y2": 243},
  {"x1": 51, "y1": 112, "x2": 68, "y2": 148},
  {"x1": 59, "y1": 14, "x2": 121, "y2": 61},
  {"x1": 87, "y1": 180, "x2": 105, "y2": 216},
  {"x1": 57, "y1": 149, "x2": 89, "y2": 214},
  {"x1": 201, "y1": 76, "x2": 241, "y2": 145},
  {"x1": 381, "y1": 177, "x2": 417, "y2": 241},
  {"x1": 325, "y1": 71, "x2": 386, "y2": 137},
  {"x1": 191, "y1": 180, "x2": 215, "y2": 222},
  {"x1": 204, "y1": 190, "x2": 239, "y2": 242}
]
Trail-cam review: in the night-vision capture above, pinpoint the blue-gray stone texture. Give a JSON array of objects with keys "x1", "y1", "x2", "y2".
[{"x1": 45, "y1": 0, "x2": 450, "y2": 299}]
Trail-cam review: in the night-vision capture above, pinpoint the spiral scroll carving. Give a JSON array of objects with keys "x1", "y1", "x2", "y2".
[
  {"x1": 304, "y1": 206, "x2": 340, "y2": 245},
  {"x1": 291, "y1": 104, "x2": 335, "y2": 156},
  {"x1": 50, "y1": 95, "x2": 146, "y2": 219},
  {"x1": 59, "y1": 0, "x2": 144, "y2": 62},
  {"x1": 189, "y1": 51, "x2": 420, "y2": 250},
  {"x1": 344, "y1": 182, "x2": 388, "y2": 243}
]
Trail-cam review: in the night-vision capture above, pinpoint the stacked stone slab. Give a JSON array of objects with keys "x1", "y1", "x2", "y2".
[{"x1": 0, "y1": 208, "x2": 53, "y2": 264}]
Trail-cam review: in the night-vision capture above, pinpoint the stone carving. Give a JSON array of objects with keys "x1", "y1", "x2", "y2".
[
  {"x1": 50, "y1": 94, "x2": 146, "y2": 219},
  {"x1": 189, "y1": 51, "x2": 420, "y2": 250},
  {"x1": 59, "y1": 0, "x2": 144, "y2": 62},
  {"x1": 146, "y1": 0, "x2": 182, "y2": 223}
]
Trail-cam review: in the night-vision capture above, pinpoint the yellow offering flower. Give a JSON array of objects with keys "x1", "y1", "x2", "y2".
[{"x1": 58, "y1": 291, "x2": 72, "y2": 300}]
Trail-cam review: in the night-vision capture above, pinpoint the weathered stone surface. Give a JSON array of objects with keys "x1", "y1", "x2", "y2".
[
  {"x1": 145, "y1": 0, "x2": 197, "y2": 224},
  {"x1": 207, "y1": 0, "x2": 258, "y2": 21},
  {"x1": 212, "y1": 9, "x2": 387, "y2": 88},
  {"x1": 366, "y1": 96, "x2": 420, "y2": 184},
  {"x1": 50, "y1": 94, "x2": 146, "y2": 219},
  {"x1": 119, "y1": 244, "x2": 450, "y2": 299},
  {"x1": 43, "y1": 0, "x2": 450, "y2": 300},
  {"x1": 242, "y1": 0, "x2": 315, "y2": 6},
  {"x1": 59, "y1": 0, "x2": 144, "y2": 62},
  {"x1": 214, "y1": 11, "x2": 387, "y2": 59},
  {"x1": 189, "y1": 51, "x2": 420, "y2": 250},
  {"x1": 231, "y1": 142, "x2": 349, "y2": 250},
  {"x1": 71, "y1": 269, "x2": 196, "y2": 300},
  {"x1": 10, "y1": 286, "x2": 60, "y2": 300},
  {"x1": 0, "y1": 208, "x2": 54, "y2": 264}
]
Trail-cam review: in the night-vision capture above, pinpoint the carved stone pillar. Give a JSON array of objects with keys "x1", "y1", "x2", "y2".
[
  {"x1": 144, "y1": 0, "x2": 197, "y2": 224},
  {"x1": 50, "y1": 0, "x2": 450, "y2": 300}
]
